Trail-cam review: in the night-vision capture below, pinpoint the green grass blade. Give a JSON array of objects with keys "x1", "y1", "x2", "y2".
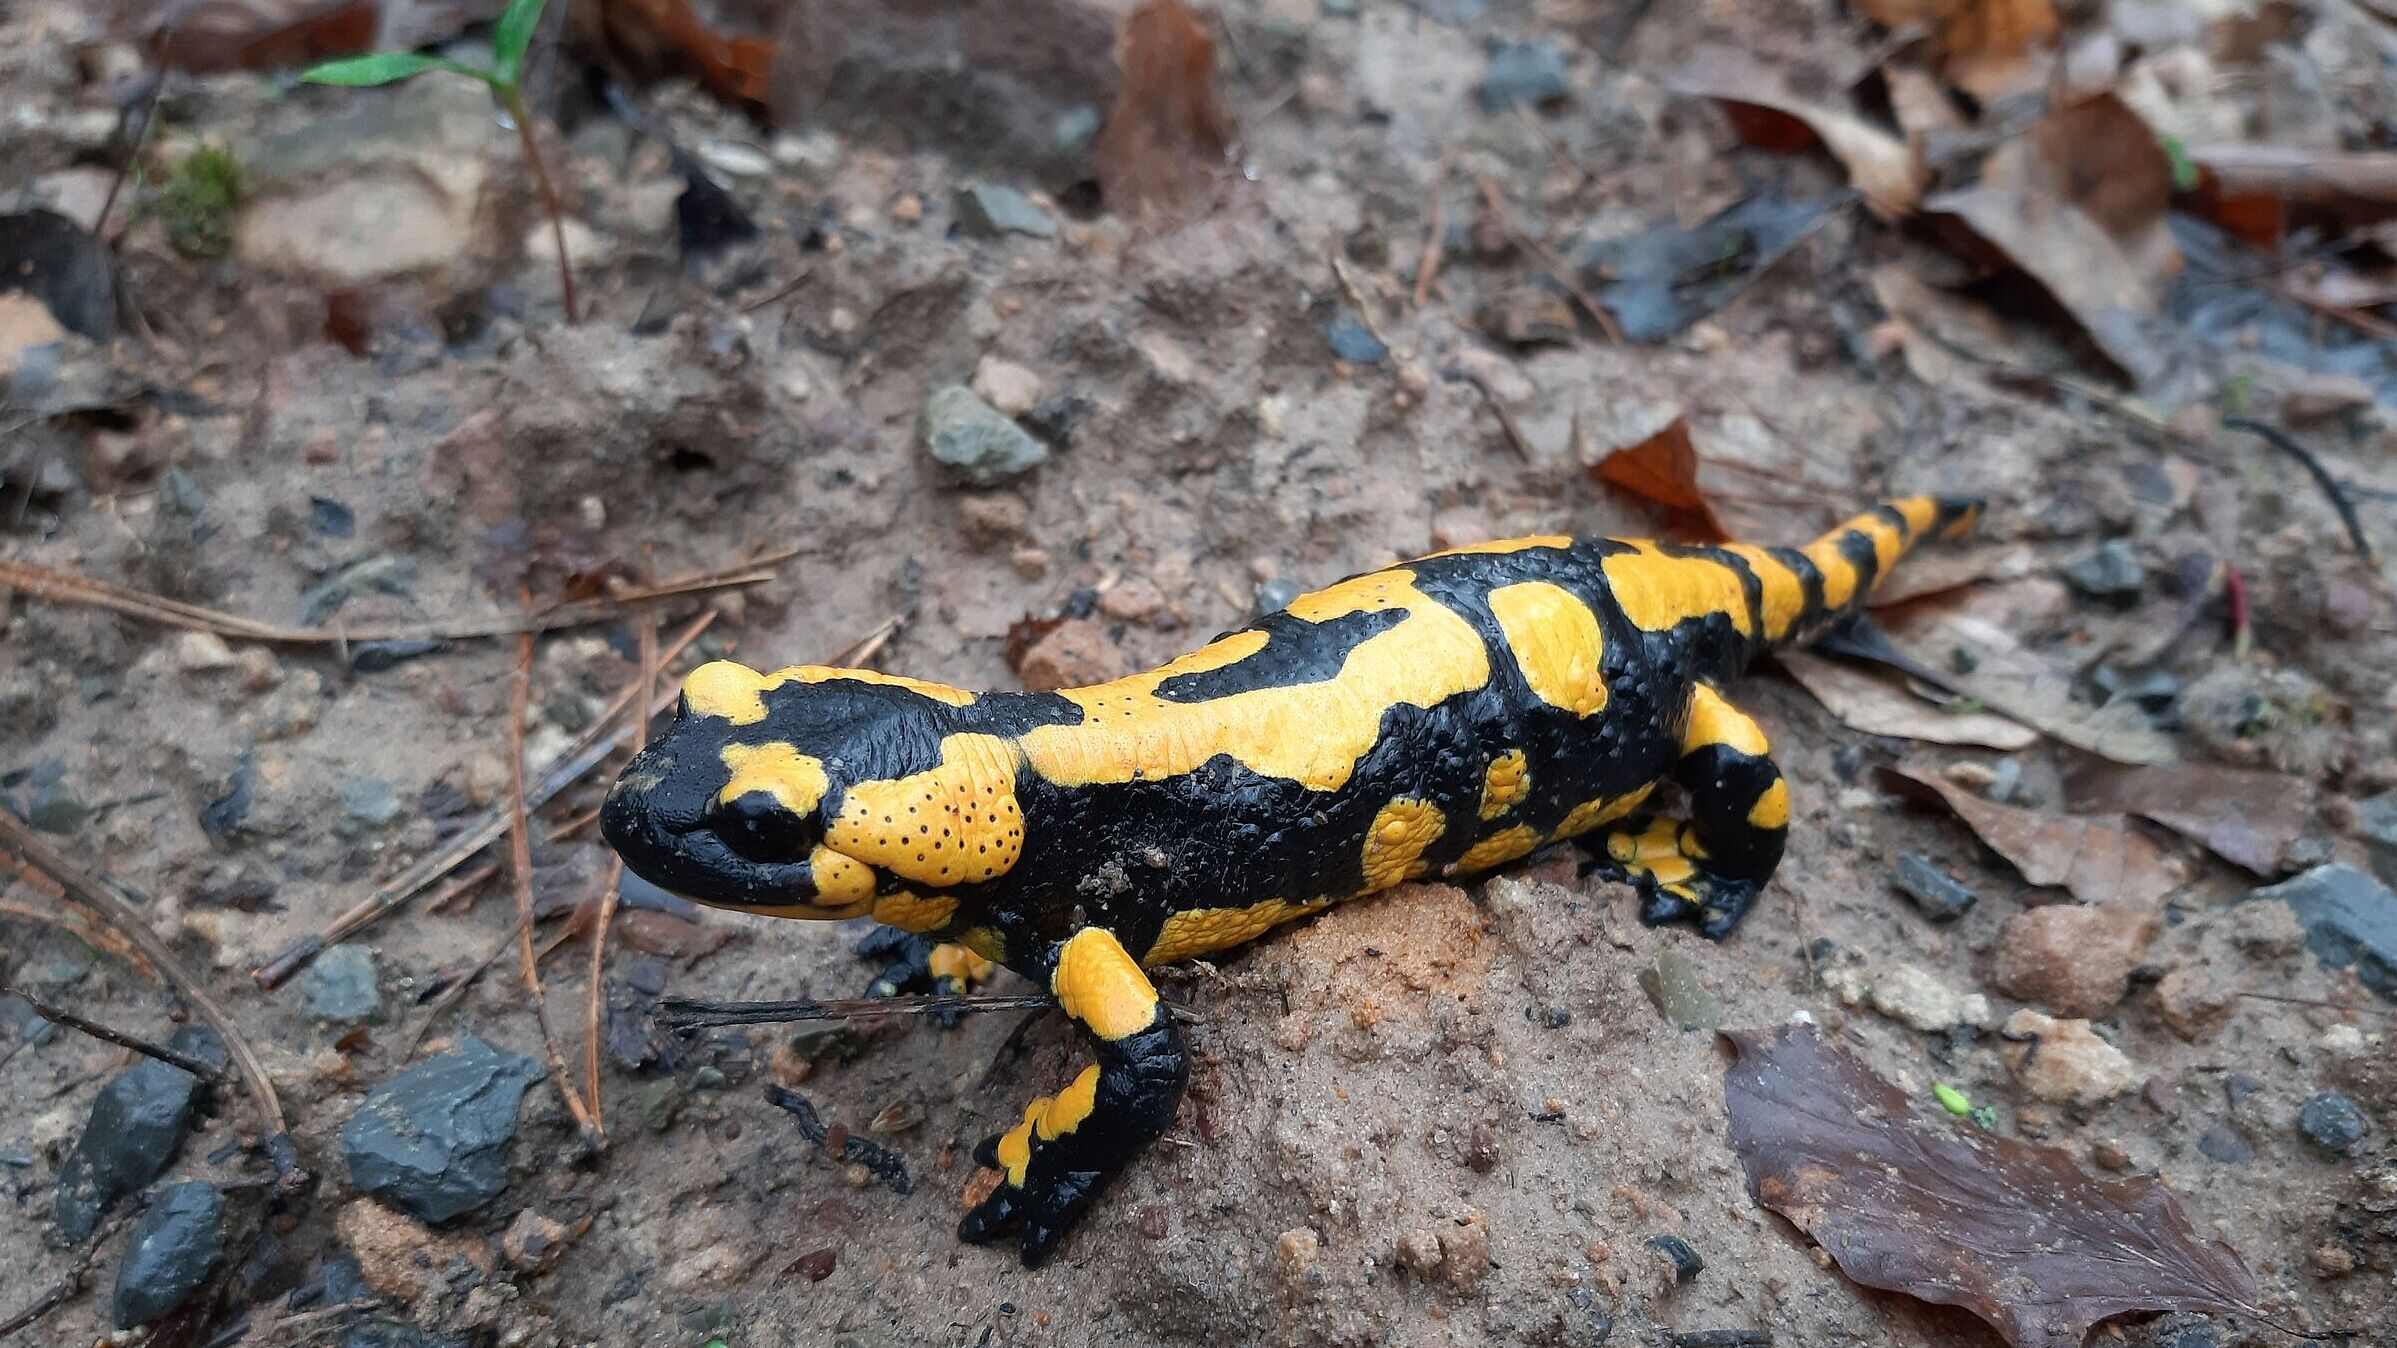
[
  {"x1": 301, "y1": 52, "x2": 492, "y2": 87},
  {"x1": 492, "y1": 0, "x2": 551, "y2": 84}
]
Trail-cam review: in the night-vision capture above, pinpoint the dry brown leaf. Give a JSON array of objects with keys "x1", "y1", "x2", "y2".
[
  {"x1": 591, "y1": 0, "x2": 773, "y2": 107},
  {"x1": 1665, "y1": 46, "x2": 1926, "y2": 221},
  {"x1": 2062, "y1": 761, "x2": 2312, "y2": 876},
  {"x1": 1882, "y1": 764, "x2": 2181, "y2": 905},
  {"x1": 1587, "y1": 416, "x2": 1732, "y2": 544},
  {"x1": 1725, "y1": 1024, "x2": 2259, "y2": 1348},
  {"x1": 145, "y1": 0, "x2": 383, "y2": 72},
  {"x1": 1094, "y1": 0, "x2": 1234, "y2": 221},
  {"x1": 1780, "y1": 650, "x2": 2037, "y2": 750},
  {"x1": 1877, "y1": 606, "x2": 2177, "y2": 764},
  {"x1": 1856, "y1": 0, "x2": 2058, "y2": 97},
  {"x1": 2190, "y1": 145, "x2": 2397, "y2": 218},
  {"x1": 1868, "y1": 542, "x2": 2036, "y2": 606}
]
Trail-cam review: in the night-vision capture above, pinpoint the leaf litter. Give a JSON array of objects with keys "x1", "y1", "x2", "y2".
[
  {"x1": 1724, "y1": 1024, "x2": 2259, "y2": 1348},
  {"x1": 1880, "y1": 764, "x2": 2182, "y2": 906}
]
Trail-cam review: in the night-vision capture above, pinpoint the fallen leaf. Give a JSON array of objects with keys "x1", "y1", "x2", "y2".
[
  {"x1": 1579, "y1": 192, "x2": 1830, "y2": 342},
  {"x1": 2030, "y1": 95, "x2": 2176, "y2": 243},
  {"x1": 1779, "y1": 650, "x2": 2037, "y2": 751},
  {"x1": 2062, "y1": 761, "x2": 2311, "y2": 876},
  {"x1": 2189, "y1": 145, "x2": 2397, "y2": 225},
  {"x1": 1587, "y1": 417, "x2": 1731, "y2": 543},
  {"x1": 1856, "y1": 0, "x2": 2059, "y2": 98},
  {"x1": 1094, "y1": 0, "x2": 1234, "y2": 220},
  {"x1": 143, "y1": 0, "x2": 494, "y2": 73},
  {"x1": 1867, "y1": 543, "x2": 2038, "y2": 606},
  {"x1": 1725, "y1": 1024, "x2": 2258, "y2": 1348},
  {"x1": 1666, "y1": 46, "x2": 1926, "y2": 220},
  {"x1": 1867, "y1": 263, "x2": 2055, "y2": 387},
  {"x1": 592, "y1": 0, "x2": 773, "y2": 107},
  {"x1": 1879, "y1": 604, "x2": 2179, "y2": 766},
  {"x1": 1882, "y1": 764, "x2": 2181, "y2": 905}
]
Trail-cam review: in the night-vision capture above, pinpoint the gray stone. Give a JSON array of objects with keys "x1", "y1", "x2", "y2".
[
  {"x1": 52, "y1": 1028, "x2": 226, "y2": 1243},
  {"x1": 27, "y1": 776, "x2": 86, "y2": 833},
  {"x1": 955, "y1": 182, "x2": 1056, "y2": 239},
  {"x1": 1052, "y1": 105, "x2": 1102, "y2": 159},
  {"x1": 920, "y1": 385, "x2": 1049, "y2": 487},
  {"x1": 335, "y1": 778, "x2": 403, "y2": 839},
  {"x1": 2297, "y1": 1090, "x2": 2368, "y2": 1154},
  {"x1": 340, "y1": 1035, "x2": 542, "y2": 1222},
  {"x1": 112, "y1": 1181, "x2": 223, "y2": 1326},
  {"x1": 2358, "y1": 790, "x2": 2397, "y2": 886},
  {"x1": 1638, "y1": 949, "x2": 1721, "y2": 1033},
  {"x1": 2061, "y1": 539, "x2": 2147, "y2": 603},
  {"x1": 1480, "y1": 40, "x2": 1570, "y2": 112},
  {"x1": 2195, "y1": 1123, "x2": 2253, "y2": 1165},
  {"x1": 1324, "y1": 313, "x2": 1388, "y2": 364},
  {"x1": 304, "y1": 944, "x2": 383, "y2": 1024},
  {"x1": 2253, "y1": 864, "x2": 2397, "y2": 1001},
  {"x1": 1892, "y1": 853, "x2": 1975, "y2": 922}
]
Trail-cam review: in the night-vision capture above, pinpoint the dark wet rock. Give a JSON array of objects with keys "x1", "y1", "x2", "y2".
[
  {"x1": 955, "y1": 182, "x2": 1056, "y2": 239},
  {"x1": 112, "y1": 1181, "x2": 223, "y2": 1326},
  {"x1": 310, "y1": 495, "x2": 355, "y2": 537},
  {"x1": 1647, "y1": 1233, "x2": 1704, "y2": 1284},
  {"x1": 304, "y1": 944, "x2": 382, "y2": 1024},
  {"x1": 52, "y1": 1028, "x2": 226, "y2": 1243},
  {"x1": 340, "y1": 1035, "x2": 542, "y2": 1222},
  {"x1": 920, "y1": 385, "x2": 1048, "y2": 487},
  {"x1": 349, "y1": 638, "x2": 448, "y2": 673},
  {"x1": 1891, "y1": 853, "x2": 1975, "y2": 922},
  {"x1": 1324, "y1": 313, "x2": 1388, "y2": 364},
  {"x1": 1480, "y1": 40, "x2": 1570, "y2": 112},
  {"x1": 336, "y1": 778, "x2": 404, "y2": 839},
  {"x1": 2062, "y1": 540, "x2": 2147, "y2": 603},
  {"x1": 2196, "y1": 1123, "x2": 2253, "y2": 1165},
  {"x1": 199, "y1": 752, "x2": 255, "y2": 837},
  {"x1": 27, "y1": 773, "x2": 86, "y2": 834},
  {"x1": 2358, "y1": 791, "x2": 2397, "y2": 886},
  {"x1": 2298, "y1": 1090, "x2": 2367, "y2": 1154},
  {"x1": 1639, "y1": 949, "x2": 1721, "y2": 1032},
  {"x1": 2253, "y1": 864, "x2": 2397, "y2": 1001}
]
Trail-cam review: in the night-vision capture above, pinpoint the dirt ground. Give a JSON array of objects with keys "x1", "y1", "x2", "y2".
[{"x1": 3, "y1": 0, "x2": 2395, "y2": 1344}]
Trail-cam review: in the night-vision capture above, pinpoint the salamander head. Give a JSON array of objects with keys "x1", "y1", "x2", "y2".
[{"x1": 601, "y1": 660, "x2": 1005, "y2": 919}]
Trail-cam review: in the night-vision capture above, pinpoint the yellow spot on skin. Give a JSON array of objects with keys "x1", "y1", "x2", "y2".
[
  {"x1": 1721, "y1": 544, "x2": 1808, "y2": 641},
  {"x1": 1425, "y1": 535, "x2": 1573, "y2": 558},
  {"x1": 716, "y1": 742, "x2": 829, "y2": 814},
  {"x1": 680, "y1": 660, "x2": 976, "y2": 726},
  {"x1": 871, "y1": 890, "x2": 958, "y2": 932},
  {"x1": 1478, "y1": 750, "x2": 1530, "y2": 819},
  {"x1": 1601, "y1": 544, "x2": 1755, "y2": 638},
  {"x1": 929, "y1": 942, "x2": 995, "y2": 988},
  {"x1": 1052, "y1": 928, "x2": 1159, "y2": 1041},
  {"x1": 1937, "y1": 500, "x2": 1982, "y2": 540},
  {"x1": 827, "y1": 734, "x2": 1024, "y2": 887},
  {"x1": 1361, "y1": 798, "x2": 1446, "y2": 892},
  {"x1": 1549, "y1": 782, "x2": 1655, "y2": 842},
  {"x1": 812, "y1": 849, "x2": 878, "y2": 906},
  {"x1": 1894, "y1": 496, "x2": 1940, "y2": 537},
  {"x1": 1018, "y1": 572, "x2": 1491, "y2": 791},
  {"x1": 957, "y1": 926, "x2": 1007, "y2": 964},
  {"x1": 1684, "y1": 685, "x2": 1769, "y2": 757},
  {"x1": 1038, "y1": 1066, "x2": 1101, "y2": 1139},
  {"x1": 1488, "y1": 582, "x2": 1609, "y2": 716},
  {"x1": 997, "y1": 1098, "x2": 1042, "y2": 1185},
  {"x1": 1747, "y1": 778, "x2": 1790, "y2": 831},
  {"x1": 1800, "y1": 506, "x2": 1911, "y2": 611},
  {"x1": 1455, "y1": 825, "x2": 1540, "y2": 872},
  {"x1": 1143, "y1": 898, "x2": 1329, "y2": 966}
]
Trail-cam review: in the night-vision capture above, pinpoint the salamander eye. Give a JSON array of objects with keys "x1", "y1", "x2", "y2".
[{"x1": 715, "y1": 793, "x2": 815, "y2": 863}]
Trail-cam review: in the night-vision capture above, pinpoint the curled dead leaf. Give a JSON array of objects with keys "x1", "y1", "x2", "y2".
[
  {"x1": 1876, "y1": 606, "x2": 2178, "y2": 765},
  {"x1": 1779, "y1": 650, "x2": 2037, "y2": 751},
  {"x1": 2062, "y1": 761, "x2": 2312, "y2": 876},
  {"x1": 1587, "y1": 416, "x2": 1731, "y2": 543},
  {"x1": 591, "y1": 0, "x2": 774, "y2": 107},
  {"x1": 1881, "y1": 764, "x2": 2181, "y2": 905},
  {"x1": 1856, "y1": 0, "x2": 2059, "y2": 99},
  {"x1": 1095, "y1": 0, "x2": 1235, "y2": 221},
  {"x1": 1725, "y1": 1024, "x2": 2258, "y2": 1348},
  {"x1": 1665, "y1": 46, "x2": 1925, "y2": 220}
]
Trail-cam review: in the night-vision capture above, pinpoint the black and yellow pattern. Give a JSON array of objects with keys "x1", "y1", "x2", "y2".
[{"x1": 600, "y1": 495, "x2": 1982, "y2": 1265}]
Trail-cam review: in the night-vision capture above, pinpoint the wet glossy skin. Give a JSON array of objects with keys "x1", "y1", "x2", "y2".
[{"x1": 600, "y1": 495, "x2": 1982, "y2": 1265}]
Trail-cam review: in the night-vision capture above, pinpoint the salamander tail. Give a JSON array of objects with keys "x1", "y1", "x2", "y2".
[{"x1": 1793, "y1": 495, "x2": 1983, "y2": 625}]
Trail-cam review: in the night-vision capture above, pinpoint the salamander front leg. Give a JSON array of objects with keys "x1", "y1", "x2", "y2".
[
  {"x1": 1598, "y1": 685, "x2": 1787, "y2": 941},
  {"x1": 959, "y1": 928, "x2": 1188, "y2": 1267},
  {"x1": 854, "y1": 927, "x2": 995, "y2": 1028}
]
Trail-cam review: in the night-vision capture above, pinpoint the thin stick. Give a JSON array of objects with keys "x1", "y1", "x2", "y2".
[
  {"x1": 584, "y1": 616, "x2": 655, "y2": 1129},
  {"x1": 7, "y1": 988, "x2": 227, "y2": 1081},
  {"x1": 660, "y1": 992, "x2": 1058, "y2": 1031},
  {"x1": 1474, "y1": 174, "x2": 1625, "y2": 344},
  {"x1": 503, "y1": 88, "x2": 579, "y2": 325},
  {"x1": 405, "y1": 913, "x2": 530, "y2": 1060},
  {"x1": 0, "y1": 810, "x2": 301, "y2": 1190},
  {"x1": 1414, "y1": 150, "x2": 1452, "y2": 308},
  {"x1": 1461, "y1": 368, "x2": 1537, "y2": 462},
  {"x1": 2223, "y1": 416, "x2": 2376, "y2": 562},
  {"x1": 252, "y1": 612, "x2": 716, "y2": 988},
  {"x1": 0, "y1": 1213, "x2": 125, "y2": 1339},
  {"x1": 0, "y1": 550, "x2": 789, "y2": 646},
  {"x1": 1330, "y1": 252, "x2": 1396, "y2": 357},
  {"x1": 509, "y1": 632, "x2": 603, "y2": 1148}
]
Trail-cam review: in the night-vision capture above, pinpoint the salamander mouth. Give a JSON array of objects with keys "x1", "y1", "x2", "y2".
[{"x1": 602, "y1": 744, "x2": 833, "y2": 910}]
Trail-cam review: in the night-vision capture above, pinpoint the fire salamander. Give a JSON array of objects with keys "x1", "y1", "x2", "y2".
[{"x1": 601, "y1": 496, "x2": 1982, "y2": 1265}]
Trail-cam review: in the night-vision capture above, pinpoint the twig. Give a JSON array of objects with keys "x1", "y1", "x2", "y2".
[
  {"x1": 659, "y1": 991, "x2": 1057, "y2": 1031},
  {"x1": 252, "y1": 612, "x2": 717, "y2": 988},
  {"x1": 97, "y1": 48, "x2": 173, "y2": 237},
  {"x1": 1460, "y1": 368, "x2": 1538, "y2": 462},
  {"x1": 6, "y1": 988, "x2": 227, "y2": 1082},
  {"x1": 501, "y1": 87, "x2": 578, "y2": 325},
  {"x1": 403, "y1": 913, "x2": 529, "y2": 1060},
  {"x1": 1473, "y1": 174, "x2": 1624, "y2": 344},
  {"x1": 509, "y1": 632, "x2": 604, "y2": 1149},
  {"x1": 2223, "y1": 417, "x2": 2376, "y2": 562},
  {"x1": 584, "y1": 615, "x2": 654, "y2": 1130},
  {"x1": 0, "y1": 1213, "x2": 126, "y2": 1339},
  {"x1": 0, "y1": 810, "x2": 301, "y2": 1191},
  {"x1": 1414, "y1": 150, "x2": 1452, "y2": 309},
  {"x1": 1330, "y1": 252, "x2": 1396, "y2": 357},
  {"x1": 0, "y1": 550, "x2": 790, "y2": 646}
]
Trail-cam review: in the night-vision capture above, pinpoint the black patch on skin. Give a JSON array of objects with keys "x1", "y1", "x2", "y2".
[
  {"x1": 1766, "y1": 547, "x2": 1828, "y2": 631},
  {"x1": 1153, "y1": 607, "x2": 1408, "y2": 703},
  {"x1": 1837, "y1": 528, "x2": 1884, "y2": 595},
  {"x1": 1871, "y1": 502, "x2": 1915, "y2": 543}
]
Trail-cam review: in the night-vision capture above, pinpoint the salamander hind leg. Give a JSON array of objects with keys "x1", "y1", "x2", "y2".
[
  {"x1": 1595, "y1": 685, "x2": 1787, "y2": 942},
  {"x1": 960, "y1": 927, "x2": 1188, "y2": 1267}
]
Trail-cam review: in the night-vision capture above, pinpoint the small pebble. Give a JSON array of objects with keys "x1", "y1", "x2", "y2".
[
  {"x1": 2060, "y1": 539, "x2": 2146, "y2": 604},
  {"x1": 1647, "y1": 1233, "x2": 1703, "y2": 1285},
  {"x1": 302, "y1": 943, "x2": 382, "y2": 1024},
  {"x1": 1638, "y1": 950, "x2": 1721, "y2": 1033},
  {"x1": 1891, "y1": 854, "x2": 1975, "y2": 922},
  {"x1": 1325, "y1": 313, "x2": 1388, "y2": 365},
  {"x1": 112, "y1": 1181, "x2": 223, "y2": 1327},
  {"x1": 1480, "y1": 39, "x2": 1571, "y2": 111},
  {"x1": 2297, "y1": 1090, "x2": 2367, "y2": 1154},
  {"x1": 955, "y1": 182, "x2": 1056, "y2": 239},
  {"x1": 2195, "y1": 1123, "x2": 2254, "y2": 1165}
]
